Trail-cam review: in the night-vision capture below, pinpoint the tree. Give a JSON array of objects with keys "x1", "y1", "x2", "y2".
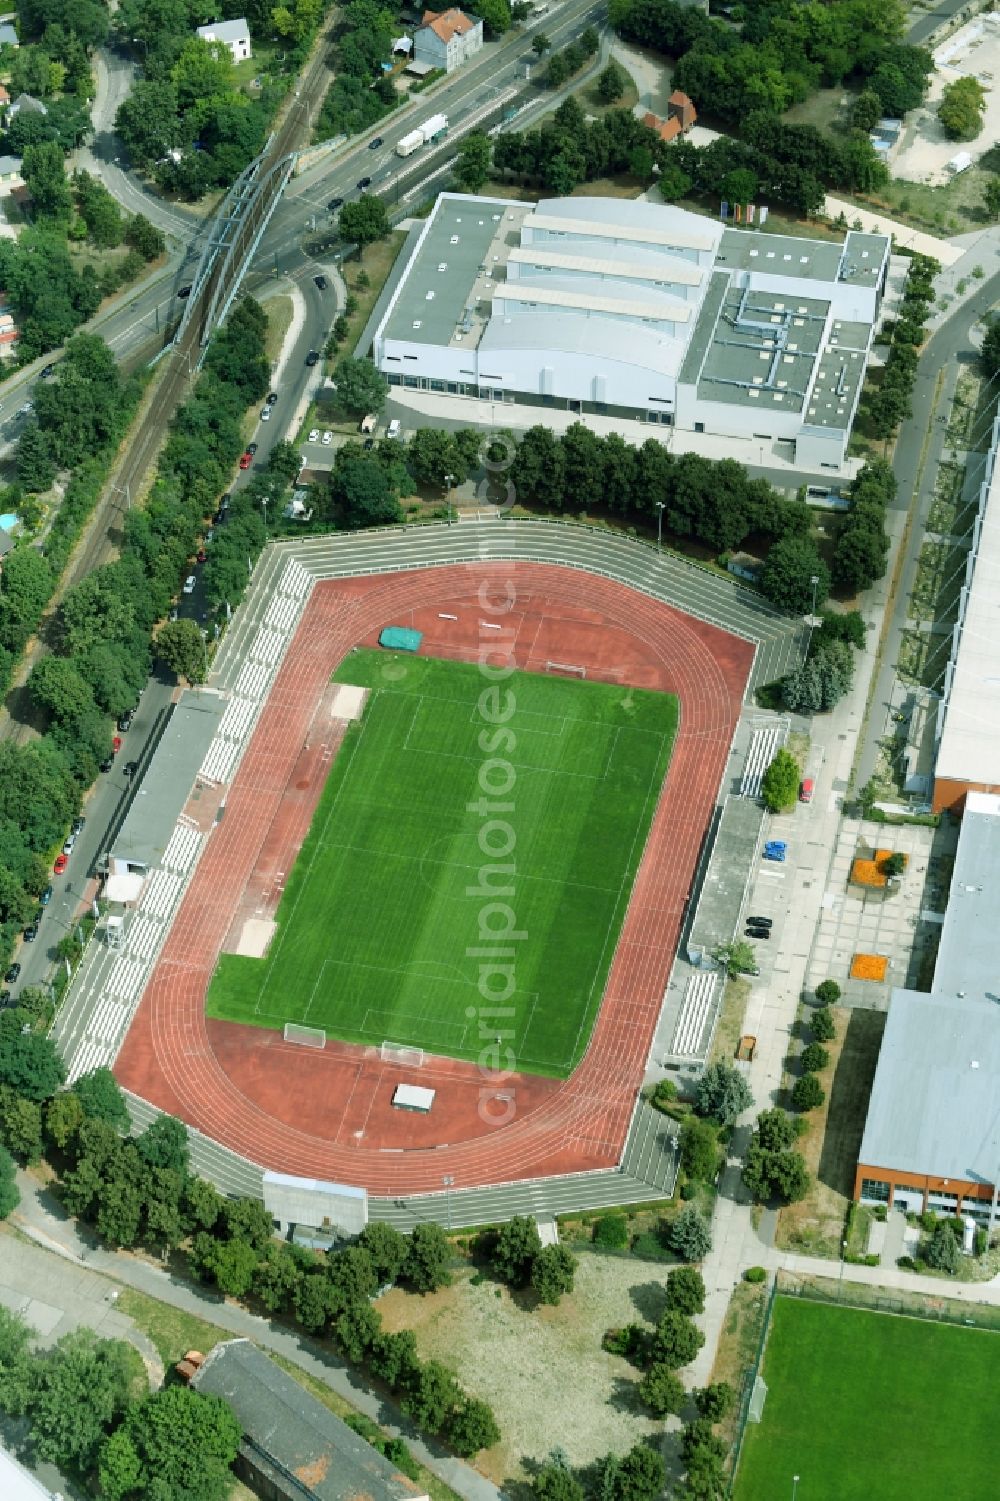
[
  {"x1": 22, "y1": 140, "x2": 72, "y2": 219},
  {"x1": 125, "y1": 214, "x2": 165, "y2": 261},
  {"x1": 658, "y1": 159, "x2": 693, "y2": 202},
  {"x1": 401, "y1": 1359, "x2": 461, "y2": 1433},
  {"x1": 73, "y1": 1066, "x2": 130, "y2": 1130},
  {"x1": 493, "y1": 1214, "x2": 542, "y2": 1284},
  {"x1": 446, "y1": 1396, "x2": 501, "y2": 1455},
  {"x1": 669, "y1": 1204, "x2": 712, "y2": 1261},
  {"x1": 406, "y1": 427, "x2": 470, "y2": 490},
  {"x1": 155, "y1": 619, "x2": 207, "y2": 684},
  {"x1": 454, "y1": 130, "x2": 492, "y2": 192},
  {"x1": 16, "y1": 421, "x2": 56, "y2": 492},
  {"x1": 924, "y1": 1219, "x2": 959, "y2": 1273},
  {"x1": 0, "y1": 1014, "x2": 65, "y2": 1101},
  {"x1": 98, "y1": 1384, "x2": 241, "y2": 1501},
  {"x1": 0, "y1": 1306, "x2": 33, "y2": 1413},
  {"x1": 712, "y1": 940, "x2": 758, "y2": 980},
  {"x1": 652, "y1": 1308, "x2": 704, "y2": 1370},
  {"x1": 694, "y1": 1061, "x2": 753, "y2": 1125},
  {"x1": 814, "y1": 979, "x2": 841, "y2": 1007},
  {"x1": 744, "y1": 1144, "x2": 810, "y2": 1202},
  {"x1": 332, "y1": 455, "x2": 402, "y2": 528},
  {"x1": 694, "y1": 1382, "x2": 734, "y2": 1422},
  {"x1": 28, "y1": 655, "x2": 96, "y2": 727},
  {"x1": 28, "y1": 1329, "x2": 134, "y2": 1470},
  {"x1": 0, "y1": 1091, "x2": 44, "y2": 1162},
  {"x1": 0, "y1": 1142, "x2": 19, "y2": 1218},
  {"x1": 882, "y1": 850, "x2": 906, "y2": 878},
  {"x1": 939, "y1": 75, "x2": 985, "y2": 140},
  {"x1": 45, "y1": 1090, "x2": 85, "y2": 1150},
  {"x1": 596, "y1": 58, "x2": 628, "y2": 103},
  {"x1": 638, "y1": 1361, "x2": 686, "y2": 1416},
  {"x1": 339, "y1": 194, "x2": 390, "y2": 254},
  {"x1": 532, "y1": 31, "x2": 551, "y2": 54},
  {"x1": 533, "y1": 1457, "x2": 585, "y2": 1501},
  {"x1": 852, "y1": 88, "x2": 882, "y2": 132},
  {"x1": 754, "y1": 1108, "x2": 800, "y2": 1153},
  {"x1": 665, "y1": 1264, "x2": 705, "y2": 1315},
  {"x1": 791, "y1": 1072, "x2": 825, "y2": 1111},
  {"x1": 680, "y1": 1117, "x2": 719, "y2": 1183},
  {"x1": 800, "y1": 1043, "x2": 830, "y2": 1074},
  {"x1": 760, "y1": 748, "x2": 800, "y2": 813},
  {"x1": 136, "y1": 1113, "x2": 188, "y2": 1173},
  {"x1": 760, "y1": 536, "x2": 830, "y2": 614},
  {"x1": 812, "y1": 1006, "x2": 836, "y2": 1043},
  {"x1": 403, "y1": 1221, "x2": 452, "y2": 1292},
  {"x1": 680, "y1": 1417, "x2": 726, "y2": 1470},
  {"x1": 332, "y1": 356, "x2": 388, "y2": 417},
  {"x1": 358, "y1": 1220, "x2": 408, "y2": 1284},
  {"x1": 531, "y1": 1243, "x2": 577, "y2": 1304}
]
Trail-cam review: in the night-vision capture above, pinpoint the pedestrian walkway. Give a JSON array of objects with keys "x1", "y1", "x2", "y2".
[{"x1": 823, "y1": 196, "x2": 962, "y2": 265}]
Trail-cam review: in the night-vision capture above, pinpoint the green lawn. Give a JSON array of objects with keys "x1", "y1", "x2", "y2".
[
  {"x1": 207, "y1": 650, "x2": 677, "y2": 1077},
  {"x1": 736, "y1": 1297, "x2": 1000, "y2": 1500}
]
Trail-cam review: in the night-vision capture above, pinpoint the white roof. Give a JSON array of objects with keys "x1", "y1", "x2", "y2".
[
  {"x1": 935, "y1": 450, "x2": 1000, "y2": 785},
  {"x1": 494, "y1": 281, "x2": 692, "y2": 322},
  {"x1": 197, "y1": 17, "x2": 250, "y2": 42},
  {"x1": 509, "y1": 245, "x2": 703, "y2": 287},
  {"x1": 0, "y1": 1446, "x2": 59, "y2": 1500},
  {"x1": 263, "y1": 1171, "x2": 366, "y2": 1199},
  {"x1": 392, "y1": 1083, "x2": 436, "y2": 1110},
  {"x1": 525, "y1": 198, "x2": 718, "y2": 252}
]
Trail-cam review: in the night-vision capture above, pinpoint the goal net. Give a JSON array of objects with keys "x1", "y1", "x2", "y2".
[
  {"x1": 284, "y1": 1022, "x2": 326, "y2": 1049},
  {"x1": 380, "y1": 1040, "x2": 425, "y2": 1067},
  {"x1": 546, "y1": 660, "x2": 586, "y2": 678},
  {"x1": 748, "y1": 1376, "x2": 768, "y2": 1423}
]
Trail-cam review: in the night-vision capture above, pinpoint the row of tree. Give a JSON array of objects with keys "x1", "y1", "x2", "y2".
[
  {"x1": 0, "y1": 1308, "x2": 242, "y2": 1501},
  {"x1": 858, "y1": 253, "x2": 937, "y2": 443}
]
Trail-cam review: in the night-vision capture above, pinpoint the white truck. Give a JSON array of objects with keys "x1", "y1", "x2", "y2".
[{"x1": 395, "y1": 113, "x2": 449, "y2": 157}]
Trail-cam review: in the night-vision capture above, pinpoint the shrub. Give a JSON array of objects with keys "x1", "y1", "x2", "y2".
[
  {"x1": 743, "y1": 1265, "x2": 767, "y2": 1283},
  {"x1": 651, "y1": 1078, "x2": 678, "y2": 1112},
  {"x1": 791, "y1": 1073, "x2": 826, "y2": 1111},
  {"x1": 669, "y1": 1205, "x2": 712, "y2": 1261},
  {"x1": 923, "y1": 1220, "x2": 959, "y2": 1274},
  {"x1": 811, "y1": 1007, "x2": 836, "y2": 1043},
  {"x1": 814, "y1": 979, "x2": 841, "y2": 1006},
  {"x1": 664, "y1": 1265, "x2": 705, "y2": 1315},
  {"x1": 592, "y1": 1214, "x2": 629, "y2": 1250},
  {"x1": 638, "y1": 1362, "x2": 686, "y2": 1416},
  {"x1": 800, "y1": 1043, "x2": 830, "y2": 1073},
  {"x1": 896, "y1": 1254, "x2": 915, "y2": 1270},
  {"x1": 680, "y1": 1117, "x2": 721, "y2": 1182}
]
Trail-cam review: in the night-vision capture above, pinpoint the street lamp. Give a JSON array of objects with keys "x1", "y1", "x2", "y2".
[
  {"x1": 442, "y1": 1175, "x2": 454, "y2": 1229},
  {"x1": 444, "y1": 472, "x2": 455, "y2": 525},
  {"x1": 655, "y1": 500, "x2": 665, "y2": 553},
  {"x1": 792, "y1": 1476, "x2": 800, "y2": 1501},
  {"x1": 260, "y1": 495, "x2": 270, "y2": 530},
  {"x1": 806, "y1": 573, "x2": 819, "y2": 657}
]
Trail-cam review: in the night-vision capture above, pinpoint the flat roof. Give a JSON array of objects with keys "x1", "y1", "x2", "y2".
[
  {"x1": 263, "y1": 1171, "x2": 367, "y2": 1198},
  {"x1": 0, "y1": 1447, "x2": 58, "y2": 1501},
  {"x1": 380, "y1": 194, "x2": 527, "y2": 349},
  {"x1": 935, "y1": 443, "x2": 1000, "y2": 786},
  {"x1": 393, "y1": 1083, "x2": 436, "y2": 1109},
  {"x1": 932, "y1": 791, "x2": 1000, "y2": 997},
  {"x1": 806, "y1": 344, "x2": 867, "y2": 431},
  {"x1": 859, "y1": 987, "x2": 1000, "y2": 1184},
  {"x1": 717, "y1": 228, "x2": 844, "y2": 283},
  {"x1": 112, "y1": 691, "x2": 227, "y2": 870},
  {"x1": 695, "y1": 286, "x2": 828, "y2": 413},
  {"x1": 525, "y1": 199, "x2": 718, "y2": 253},
  {"x1": 841, "y1": 230, "x2": 890, "y2": 284}
]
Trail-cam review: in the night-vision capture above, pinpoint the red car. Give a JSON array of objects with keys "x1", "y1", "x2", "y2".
[
  {"x1": 53, "y1": 853, "x2": 68, "y2": 874},
  {"x1": 239, "y1": 450, "x2": 253, "y2": 470},
  {"x1": 113, "y1": 735, "x2": 122, "y2": 754}
]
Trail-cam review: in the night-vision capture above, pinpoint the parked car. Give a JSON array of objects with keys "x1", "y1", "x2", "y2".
[
  {"x1": 62, "y1": 833, "x2": 77, "y2": 854},
  {"x1": 196, "y1": 548, "x2": 207, "y2": 563},
  {"x1": 260, "y1": 405, "x2": 271, "y2": 421},
  {"x1": 363, "y1": 437, "x2": 374, "y2": 450},
  {"x1": 313, "y1": 275, "x2": 328, "y2": 291},
  {"x1": 746, "y1": 915, "x2": 772, "y2": 928},
  {"x1": 40, "y1": 363, "x2": 55, "y2": 378},
  {"x1": 112, "y1": 735, "x2": 122, "y2": 753},
  {"x1": 799, "y1": 778, "x2": 815, "y2": 803},
  {"x1": 99, "y1": 755, "x2": 113, "y2": 773},
  {"x1": 305, "y1": 351, "x2": 319, "y2": 367},
  {"x1": 182, "y1": 575, "x2": 197, "y2": 594},
  {"x1": 239, "y1": 451, "x2": 253, "y2": 469},
  {"x1": 322, "y1": 430, "x2": 333, "y2": 446},
  {"x1": 22, "y1": 924, "x2": 37, "y2": 943},
  {"x1": 745, "y1": 926, "x2": 770, "y2": 940},
  {"x1": 124, "y1": 760, "x2": 139, "y2": 779},
  {"x1": 247, "y1": 443, "x2": 258, "y2": 456},
  {"x1": 267, "y1": 392, "x2": 278, "y2": 405},
  {"x1": 368, "y1": 136, "x2": 383, "y2": 149},
  {"x1": 0, "y1": 990, "x2": 11, "y2": 1007},
  {"x1": 71, "y1": 815, "x2": 86, "y2": 833},
  {"x1": 356, "y1": 176, "x2": 371, "y2": 190},
  {"x1": 39, "y1": 885, "x2": 53, "y2": 906},
  {"x1": 308, "y1": 428, "x2": 320, "y2": 443},
  {"x1": 178, "y1": 284, "x2": 192, "y2": 298},
  {"x1": 117, "y1": 710, "x2": 134, "y2": 732},
  {"x1": 328, "y1": 197, "x2": 343, "y2": 212},
  {"x1": 763, "y1": 840, "x2": 787, "y2": 862},
  {"x1": 387, "y1": 418, "x2": 401, "y2": 439},
  {"x1": 4, "y1": 963, "x2": 20, "y2": 983}
]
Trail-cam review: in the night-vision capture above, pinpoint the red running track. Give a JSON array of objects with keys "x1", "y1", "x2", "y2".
[{"x1": 115, "y1": 563, "x2": 752, "y2": 1194}]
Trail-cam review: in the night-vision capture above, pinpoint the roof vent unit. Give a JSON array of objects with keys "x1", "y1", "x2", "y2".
[
  {"x1": 438, "y1": 262, "x2": 447, "y2": 271},
  {"x1": 450, "y1": 235, "x2": 459, "y2": 244},
  {"x1": 412, "y1": 320, "x2": 422, "y2": 329}
]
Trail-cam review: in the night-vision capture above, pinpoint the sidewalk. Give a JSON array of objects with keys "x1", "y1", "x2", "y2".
[{"x1": 9, "y1": 1172, "x2": 500, "y2": 1501}]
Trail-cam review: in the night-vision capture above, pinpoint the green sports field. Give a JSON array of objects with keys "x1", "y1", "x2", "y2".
[
  {"x1": 206, "y1": 650, "x2": 677, "y2": 1076},
  {"x1": 736, "y1": 1296, "x2": 1000, "y2": 1501}
]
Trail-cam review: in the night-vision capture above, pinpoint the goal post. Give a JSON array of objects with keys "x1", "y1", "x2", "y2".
[
  {"x1": 284, "y1": 1022, "x2": 326, "y2": 1049},
  {"x1": 545, "y1": 660, "x2": 586, "y2": 678},
  {"x1": 380, "y1": 1040, "x2": 425, "y2": 1067}
]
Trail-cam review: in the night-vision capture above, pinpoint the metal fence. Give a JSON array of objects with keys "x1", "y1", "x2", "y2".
[
  {"x1": 776, "y1": 1266, "x2": 1000, "y2": 1332},
  {"x1": 726, "y1": 1276, "x2": 778, "y2": 1497}
]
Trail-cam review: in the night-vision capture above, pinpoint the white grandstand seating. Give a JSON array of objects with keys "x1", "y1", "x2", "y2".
[
  {"x1": 201, "y1": 737, "x2": 240, "y2": 785},
  {"x1": 234, "y1": 660, "x2": 270, "y2": 700},
  {"x1": 162, "y1": 823, "x2": 202, "y2": 874},
  {"x1": 740, "y1": 725, "x2": 783, "y2": 800},
  {"x1": 249, "y1": 626, "x2": 285, "y2": 665},
  {"x1": 669, "y1": 971, "x2": 720, "y2": 1058}
]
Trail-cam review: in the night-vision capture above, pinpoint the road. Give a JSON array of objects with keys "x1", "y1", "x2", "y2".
[{"x1": 852, "y1": 270, "x2": 1000, "y2": 791}]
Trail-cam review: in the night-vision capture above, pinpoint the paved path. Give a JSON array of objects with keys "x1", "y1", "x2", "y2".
[{"x1": 9, "y1": 1172, "x2": 500, "y2": 1501}]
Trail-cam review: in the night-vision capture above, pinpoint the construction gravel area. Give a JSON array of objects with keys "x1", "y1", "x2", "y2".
[{"x1": 377, "y1": 1256, "x2": 665, "y2": 1479}]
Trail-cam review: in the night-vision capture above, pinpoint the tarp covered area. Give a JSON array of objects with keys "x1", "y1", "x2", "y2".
[{"x1": 379, "y1": 626, "x2": 423, "y2": 652}]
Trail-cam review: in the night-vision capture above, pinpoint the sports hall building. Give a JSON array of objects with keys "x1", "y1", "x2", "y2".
[{"x1": 372, "y1": 193, "x2": 890, "y2": 469}]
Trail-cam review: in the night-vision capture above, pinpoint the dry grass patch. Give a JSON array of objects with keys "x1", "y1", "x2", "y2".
[
  {"x1": 263, "y1": 294, "x2": 295, "y2": 367},
  {"x1": 708, "y1": 1280, "x2": 768, "y2": 1456},
  {"x1": 708, "y1": 976, "x2": 751, "y2": 1067},
  {"x1": 776, "y1": 1008, "x2": 885, "y2": 1258},
  {"x1": 377, "y1": 1258, "x2": 662, "y2": 1479}
]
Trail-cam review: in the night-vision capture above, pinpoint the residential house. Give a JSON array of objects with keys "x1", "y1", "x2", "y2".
[
  {"x1": 667, "y1": 89, "x2": 697, "y2": 131},
  {"x1": 188, "y1": 1340, "x2": 430, "y2": 1501},
  {"x1": 412, "y1": 8, "x2": 483, "y2": 73},
  {"x1": 642, "y1": 110, "x2": 681, "y2": 144},
  {"x1": 7, "y1": 93, "x2": 46, "y2": 119},
  {"x1": 0, "y1": 85, "x2": 10, "y2": 108},
  {"x1": 195, "y1": 17, "x2": 252, "y2": 63},
  {"x1": 0, "y1": 153, "x2": 22, "y2": 197}
]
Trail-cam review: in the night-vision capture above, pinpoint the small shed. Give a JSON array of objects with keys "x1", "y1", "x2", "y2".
[{"x1": 379, "y1": 625, "x2": 423, "y2": 652}]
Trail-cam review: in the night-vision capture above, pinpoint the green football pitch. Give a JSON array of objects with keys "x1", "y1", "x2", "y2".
[
  {"x1": 206, "y1": 650, "x2": 677, "y2": 1076},
  {"x1": 736, "y1": 1296, "x2": 1000, "y2": 1501}
]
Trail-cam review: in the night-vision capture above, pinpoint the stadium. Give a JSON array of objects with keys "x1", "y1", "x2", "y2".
[{"x1": 56, "y1": 522, "x2": 801, "y2": 1217}]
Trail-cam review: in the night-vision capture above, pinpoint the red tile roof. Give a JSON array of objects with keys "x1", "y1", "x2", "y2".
[{"x1": 421, "y1": 7, "x2": 476, "y2": 42}]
